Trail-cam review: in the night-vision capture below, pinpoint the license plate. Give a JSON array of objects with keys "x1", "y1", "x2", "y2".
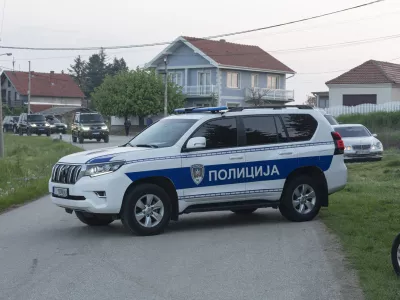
[
  {"x1": 92, "y1": 132, "x2": 100, "y2": 135},
  {"x1": 356, "y1": 150, "x2": 370, "y2": 155},
  {"x1": 53, "y1": 187, "x2": 68, "y2": 198}
]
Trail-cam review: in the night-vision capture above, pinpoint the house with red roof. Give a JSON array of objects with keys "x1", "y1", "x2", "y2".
[
  {"x1": 1, "y1": 70, "x2": 85, "y2": 113},
  {"x1": 145, "y1": 36, "x2": 295, "y2": 107},
  {"x1": 325, "y1": 60, "x2": 400, "y2": 108}
]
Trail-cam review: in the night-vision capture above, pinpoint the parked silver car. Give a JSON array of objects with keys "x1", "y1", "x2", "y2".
[{"x1": 332, "y1": 124, "x2": 383, "y2": 161}]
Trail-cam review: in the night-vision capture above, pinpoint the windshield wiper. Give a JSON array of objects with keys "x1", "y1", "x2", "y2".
[{"x1": 134, "y1": 144, "x2": 159, "y2": 148}]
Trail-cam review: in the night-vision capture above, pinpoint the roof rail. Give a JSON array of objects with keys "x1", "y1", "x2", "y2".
[
  {"x1": 227, "y1": 105, "x2": 313, "y2": 112},
  {"x1": 174, "y1": 106, "x2": 228, "y2": 114}
]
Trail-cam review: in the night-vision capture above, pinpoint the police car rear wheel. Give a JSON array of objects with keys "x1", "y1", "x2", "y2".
[
  {"x1": 232, "y1": 208, "x2": 257, "y2": 214},
  {"x1": 75, "y1": 211, "x2": 114, "y2": 226},
  {"x1": 279, "y1": 175, "x2": 321, "y2": 222},
  {"x1": 391, "y1": 233, "x2": 400, "y2": 276},
  {"x1": 121, "y1": 184, "x2": 171, "y2": 236}
]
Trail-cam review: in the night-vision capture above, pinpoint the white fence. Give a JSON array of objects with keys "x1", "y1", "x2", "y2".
[{"x1": 324, "y1": 102, "x2": 400, "y2": 117}]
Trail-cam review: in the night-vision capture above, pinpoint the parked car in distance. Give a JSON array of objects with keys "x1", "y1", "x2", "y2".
[
  {"x1": 17, "y1": 113, "x2": 51, "y2": 136},
  {"x1": 2, "y1": 115, "x2": 19, "y2": 132},
  {"x1": 314, "y1": 108, "x2": 339, "y2": 125},
  {"x1": 45, "y1": 115, "x2": 68, "y2": 134},
  {"x1": 332, "y1": 124, "x2": 383, "y2": 161},
  {"x1": 71, "y1": 112, "x2": 109, "y2": 144}
]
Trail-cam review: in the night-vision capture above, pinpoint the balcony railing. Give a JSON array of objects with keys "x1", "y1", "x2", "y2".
[
  {"x1": 182, "y1": 85, "x2": 217, "y2": 97},
  {"x1": 245, "y1": 88, "x2": 294, "y2": 102}
]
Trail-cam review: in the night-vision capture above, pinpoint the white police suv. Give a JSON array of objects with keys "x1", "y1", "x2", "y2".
[{"x1": 49, "y1": 105, "x2": 347, "y2": 236}]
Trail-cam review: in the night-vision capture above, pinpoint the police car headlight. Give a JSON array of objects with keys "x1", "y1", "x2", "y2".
[{"x1": 81, "y1": 161, "x2": 125, "y2": 178}]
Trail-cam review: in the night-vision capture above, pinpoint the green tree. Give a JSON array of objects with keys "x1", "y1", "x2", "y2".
[
  {"x1": 84, "y1": 49, "x2": 108, "y2": 98},
  {"x1": 68, "y1": 55, "x2": 87, "y2": 93},
  {"x1": 91, "y1": 68, "x2": 185, "y2": 119},
  {"x1": 107, "y1": 57, "x2": 128, "y2": 77}
]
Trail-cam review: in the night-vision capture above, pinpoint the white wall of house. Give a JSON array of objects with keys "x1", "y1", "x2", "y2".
[
  {"x1": 30, "y1": 96, "x2": 82, "y2": 106},
  {"x1": 391, "y1": 86, "x2": 400, "y2": 101},
  {"x1": 328, "y1": 84, "x2": 393, "y2": 107}
]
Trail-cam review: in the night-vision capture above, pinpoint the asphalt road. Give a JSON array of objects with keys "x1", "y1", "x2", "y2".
[{"x1": 0, "y1": 136, "x2": 364, "y2": 300}]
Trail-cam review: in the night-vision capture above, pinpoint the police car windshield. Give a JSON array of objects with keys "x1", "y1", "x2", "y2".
[
  {"x1": 334, "y1": 126, "x2": 371, "y2": 137},
  {"x1": 129, "y1": 118, "x2": 197, "y2": 148}
]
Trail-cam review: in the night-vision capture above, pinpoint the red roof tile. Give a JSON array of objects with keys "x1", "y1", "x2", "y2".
[
  {"x1": 182, "y1": 36, "x2": 295, "y2": 73},
  {"x1": 30, "y1": 104, "x2": 53, "y2": 113},
  {"x1": 4, "y1": 71, "x2": 85, "y2": 98},
  {"x1": 326, "y1": 60, "x2": 400, "y2": 85}
]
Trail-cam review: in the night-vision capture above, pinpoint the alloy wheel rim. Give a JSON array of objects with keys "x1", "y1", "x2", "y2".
[
  {"x1": 292, "y1": 184, "x2": 316, "y2": 214},
  {"x1": 134, "y1": 194, "x2": 164, "y2": 228}
]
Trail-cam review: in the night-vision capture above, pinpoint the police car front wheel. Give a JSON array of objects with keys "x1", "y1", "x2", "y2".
[
  {"x1": 279, "y1": 175, "x2": 322, "y2": 222},
  {"x1": 121, "y1": 184, "x2": 171, "y2": 236}
]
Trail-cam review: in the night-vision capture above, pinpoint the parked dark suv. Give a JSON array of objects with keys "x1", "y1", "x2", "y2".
[
  {"x1": 17, "y1": 113, "x2": 51, "y2": 136},
  {"x1": 2, "y1": 116, "x2": 19, "y2": 133},
  {"x1": 71, "y1": 112, "x2": 109, "y2": 143}
]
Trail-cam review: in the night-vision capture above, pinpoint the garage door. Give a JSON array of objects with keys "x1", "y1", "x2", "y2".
[{"x1": 343, "y1": 94, "x2": 377, "y2": 106}]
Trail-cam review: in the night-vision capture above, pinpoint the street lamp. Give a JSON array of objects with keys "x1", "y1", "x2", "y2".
[{"x1": 0, "y1": 52, "x2": 13, "y2": 158}]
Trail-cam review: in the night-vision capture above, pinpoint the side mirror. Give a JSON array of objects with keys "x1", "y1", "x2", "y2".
[
  {"x1": 186, "y1": 137, "x2": 206, "y2": 150},
  {"x1": 372, "y1": 133, "x2": 378, "y2": 137}
]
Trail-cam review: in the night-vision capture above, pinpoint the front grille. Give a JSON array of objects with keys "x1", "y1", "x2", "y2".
[
  {"x1": 90, "y1": 126, "x2": 102, "y2": 130},
  {"x1": 352, "y1": 144, "x2": 371, "y2": 150},
  {"x1": 51, "y1": 164, "x2": 82, "y2": 184}
]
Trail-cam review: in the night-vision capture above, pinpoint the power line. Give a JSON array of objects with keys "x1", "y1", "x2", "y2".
[{"x1": 0, "y1": 0, "x2": 385, "y2": 51}]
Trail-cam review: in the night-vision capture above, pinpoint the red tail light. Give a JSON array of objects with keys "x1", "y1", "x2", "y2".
[{"x1": 331, "y1": 131, "x2": 344, "y2": 155}]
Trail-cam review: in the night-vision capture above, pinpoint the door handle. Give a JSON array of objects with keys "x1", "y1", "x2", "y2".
[
  {"x1": 279, "y1": 152, "x2": 293, "y2": 156},
  {"x1": 229, "y1": 155, "x2": 244, "y2": 160}
]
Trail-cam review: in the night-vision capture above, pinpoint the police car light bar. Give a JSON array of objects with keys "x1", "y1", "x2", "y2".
[{"x1": 174, "y1": 106, "x2": 228, "y2": 114}]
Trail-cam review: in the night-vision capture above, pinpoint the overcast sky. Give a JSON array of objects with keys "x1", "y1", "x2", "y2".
[{"x1": 0, "y1": 0, "x2": 399, "y2": 103}]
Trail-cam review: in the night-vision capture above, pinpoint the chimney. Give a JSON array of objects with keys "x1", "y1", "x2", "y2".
[
  {"x1": 50, "y1": 71, "x2": 54, "y2": 75},
  {"x1": 61, "y1": 70, "x2": 64, "y2": 74},
  {"x1": 220, "y1": 39, "x2": 226, "y2": 42}
]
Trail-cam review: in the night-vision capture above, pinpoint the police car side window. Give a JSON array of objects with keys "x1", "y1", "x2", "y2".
[
  {"x1": 280, "y1": 114, "x2": 317, "y2": 142},
  {"x1": 191, "y1": 118, "x2": 238, "y2": 149},
  {"x1": 243, "y1": 116, "x2": 279, "y2": 146}
]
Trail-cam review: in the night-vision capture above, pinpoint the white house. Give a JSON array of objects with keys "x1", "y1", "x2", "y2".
[{"x1": 325, "y1": 60, "x2": 400, "y2": 107}]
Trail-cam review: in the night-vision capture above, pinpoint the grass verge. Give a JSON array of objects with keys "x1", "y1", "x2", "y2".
[
  {"x1": 320, "y1": 150, "x2": 400, "y2": 300},
  {"x1": 0, "y1": 134, "x2": 82, "y2": 212}
]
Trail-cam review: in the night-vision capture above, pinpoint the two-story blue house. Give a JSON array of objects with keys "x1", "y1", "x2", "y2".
[{"x1": 145, "y1": 36, "x2": 295, "y2": 108}]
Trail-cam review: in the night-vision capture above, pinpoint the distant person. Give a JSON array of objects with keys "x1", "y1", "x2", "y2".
[
  {"x1": 124, "y1": 118, "x2": 131, "y2": 136},
  {"x1": 146, "y1": 117, "x2": 153, "y2": 127}
]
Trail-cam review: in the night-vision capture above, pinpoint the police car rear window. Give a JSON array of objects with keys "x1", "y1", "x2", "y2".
[{"x1": 280, "y1": 114, "x2": 317, "y2": 142}]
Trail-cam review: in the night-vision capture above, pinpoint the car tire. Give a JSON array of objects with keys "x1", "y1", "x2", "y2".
[
  {"x1": 231, "y1": 208, "x2": 257, "y2": 214},
  {"x1": 279, "y1": 175, "x2": 322, "y2": 222},
  {"x1": 391, "y1": 233, "x2": 400, "y2": 276},
  {"x1": 27, "y1": 128, "x2": 32, "y2": 136},
  {"x1": 75, "y1": 211, "x2": 114, "y2": 226},
  {"x1": 46, "y1": 131, "x2": 50, "y2": 137},
  {"x1": 38, "y1": 133, "x2": 41, "y2": 136},
  {"x1": 19, "y1": 128, "x2": 23, "y2": 136},
  {"x1": 121, "y1": 183, "x2": 171, "y2": 236},
  {"x1": 104, "y1": 136, "x2": 109, "y2": 143}
]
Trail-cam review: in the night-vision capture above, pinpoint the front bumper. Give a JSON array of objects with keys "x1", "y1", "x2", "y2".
[
  {"x1": 29, "y1": 126, "x2": 50, "y2": 134},
  {"x1": 49, "y1": 170, "x2": 131, "y2": 214},
  {"x1": 344, "y1": 150, "x2": 383, "y2": 161},
  {"x1": 80, "y1": 130, "x2": 109, "y2": 139}
]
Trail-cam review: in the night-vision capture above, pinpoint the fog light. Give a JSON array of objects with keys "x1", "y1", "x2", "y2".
[{"x1": 94, "y1": 191, "x2": 106, "y2": 198}]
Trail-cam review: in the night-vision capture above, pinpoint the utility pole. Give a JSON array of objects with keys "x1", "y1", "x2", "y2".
[
  {"x1": 0, "y1": 53, "x2": 13, "y2": 159},
  {"x1": 28, "y1": 61, "x2": 31, "y2": 114},
  {"x1": 164, "y1": 56, "x2": 168, "y2": 117}
]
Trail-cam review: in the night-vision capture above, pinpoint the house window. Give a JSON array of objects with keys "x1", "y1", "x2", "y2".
[
  {"x1": 227, "y1": 72, "x2": 239, "y2": 88},
  {"x1": 319, "y1": 99, "x2": 329, "y2": 108},
  {"x1": 14, "y1": 92, "x2": 17, "y2": 101},
  {"x1": 267, "y1": 75, "x2": 280, "y2": 89},
  {"x1": 168, "y1": 72, "x2": 182, "y2": 86},
  {"x1": 251, "y1": 74, "x2": 259, "y2": 88},
  {"x1": 7, "y1": 80, "x2": 10, "y2": 88},
  {"x1": 7, "y1": 91, "x2": 11, "y2": 100}
]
